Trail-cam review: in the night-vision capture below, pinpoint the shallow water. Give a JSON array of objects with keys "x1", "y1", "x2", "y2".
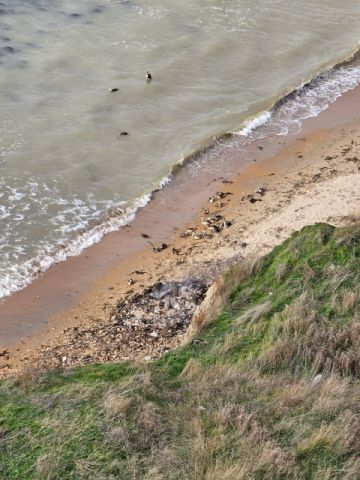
[{"x1": 0, "y1": 0, "x2": 360, "y2": 299}]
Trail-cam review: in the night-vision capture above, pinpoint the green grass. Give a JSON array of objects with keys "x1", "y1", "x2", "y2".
[{"x1": 1, "y1": 223, "x2": 360, "y2": 479}]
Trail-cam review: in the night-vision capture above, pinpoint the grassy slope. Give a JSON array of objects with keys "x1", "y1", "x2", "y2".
[{"x1": 1, "y1": 223, "x2": 360, "y2": 479}]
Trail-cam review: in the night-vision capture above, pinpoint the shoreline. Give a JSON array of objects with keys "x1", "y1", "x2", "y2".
[
  {"x1": 2, "y1": 52, "x2": 360, "y2": 302},
  {"x1": 2, "y1": 77, "x2": 360, "y2": 375}
]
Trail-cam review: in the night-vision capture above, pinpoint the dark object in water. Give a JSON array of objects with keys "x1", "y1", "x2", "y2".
[
  {"x1": 91, "y1": 5, "x2": 105, "y2": 14},
  {"x1": 110, "y1": 88, "x2": 119, "y2": 92},
  {"x1": 146, "y1": 71, "x2": 152, "y2": 82},
  {"x1": 120, "y1": 131, "x2": 128, "y2": 136},
  {"x1": 257, "y1": 145, "x2": 263, "y2": 150},
  {"x1": 3, "y1": 45, "x2": 16, "y2": 54},
  {"x1": 70, "y1": 13, "x2": 82, "y2": 18}
]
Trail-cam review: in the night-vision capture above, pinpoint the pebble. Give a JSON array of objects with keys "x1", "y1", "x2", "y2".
[{"x1": 312, "y1": 374, "x2": 323, "y2": 386}]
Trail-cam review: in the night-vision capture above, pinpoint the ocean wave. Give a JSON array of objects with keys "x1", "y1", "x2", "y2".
[
  {"x1": 232, "y1": 48, "x2": 360, "y2": 140},
  {"x1": 235, "y1": 111, "x2": 272, "y2": 136},
  {"x1": 0, "y1": 191, "x2": 151, "y2": 299}
]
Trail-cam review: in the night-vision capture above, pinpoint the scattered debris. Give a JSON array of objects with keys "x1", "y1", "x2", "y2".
[
  {"x1": 216, "y1": 191, "x2": 233, "y2": 199},
  {"x1": 152, "y1": 243, "x2": 168, "y2": 253},
  {"x1": 255, "y1": 185, "x2": 267, "y2": 196}
]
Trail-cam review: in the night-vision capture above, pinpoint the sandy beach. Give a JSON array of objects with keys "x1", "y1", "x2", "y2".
[{"x1": 1, "y1": 79, "x2": 360, "y2": 377}]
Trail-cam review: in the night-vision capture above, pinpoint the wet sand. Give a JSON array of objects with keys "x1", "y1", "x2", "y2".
[{"x1": 1, "y1": 80, "x2": 360, "y2": 375}]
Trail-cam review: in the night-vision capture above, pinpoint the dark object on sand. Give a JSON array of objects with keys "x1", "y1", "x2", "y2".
[
  {"x1": 120, "y1": 131, "x2": 129, "y2": 136},
  {"x1": 146, "y1": 71, "x2": 152, "y2": 82},
  {"x1": 153, "y1": 243, "x2": 168, "y2": 253},
  {"x1": 109, "y1": 88, "x2": 119, "y2": 92},
  {"x1": 141, "y1": 233, "x2": 150, "y2": 239},
  {"x1": 216, "y1": 191, "x2": 233, "y2": 199},
  {"x1": 172, "y1": 247, "x2": 180, "y2": 255},
  {"x1": 256, "y1": 185, "x2": 267, "y2": 196}
]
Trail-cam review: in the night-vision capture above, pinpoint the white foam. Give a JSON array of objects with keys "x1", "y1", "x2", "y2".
[
  {"x1": 235, "y1": 111, "x2": 272, "y2": 136},
  {"x1": 0, "y1": 178, "x2": 167, "y2": 299},
  {"x1": 159, "y1": 174, "x2": 173, "y2": 188},
  {"x1": 274, "y1": 65, "x2": 360, "y2": 133},
  {"x1": 231, "y1": 64, "x2": 360, "y2": 143}
]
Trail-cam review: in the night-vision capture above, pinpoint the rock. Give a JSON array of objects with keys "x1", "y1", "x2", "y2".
[
  {"x1": 216, "y1": 191, "x2": 233, "y2": 199},
  {"x1": 312, "y1": 374, "x2": 323, "y2": 386},
  {"x1": 255, "y1": 185, "x2": 267, "y2": 196},
  {"x1": 192, "y1": 339, "x2": 208, "y2": 345},
  {"x1": 152, "y1": 243, "x2": 168, "y2": 253}
]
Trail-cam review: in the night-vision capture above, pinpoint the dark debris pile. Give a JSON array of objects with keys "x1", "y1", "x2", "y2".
[
  {"x1": 30, "y1": 279, "x2": 208, "y2": 370},
  {"x1": 112, "y1": 279, "x2": 208, "y2": 338}
]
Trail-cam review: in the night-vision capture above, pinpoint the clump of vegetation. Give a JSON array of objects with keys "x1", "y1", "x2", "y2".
[{"x1": 1, "y1": 223, "x2": 360, "y2": 479}]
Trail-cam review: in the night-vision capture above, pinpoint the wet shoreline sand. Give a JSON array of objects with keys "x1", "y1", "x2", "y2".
[{"x1": 1, "y1": 81, "x2": 360, "y2": 375}]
